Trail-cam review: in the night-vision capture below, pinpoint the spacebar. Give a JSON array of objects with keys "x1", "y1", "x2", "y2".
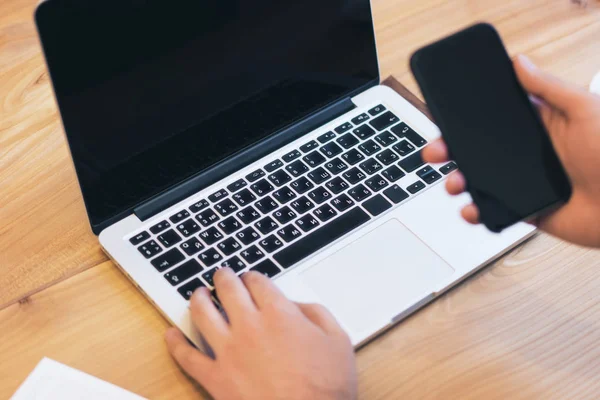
[{"x1": 273, "y1": 207, "x2": 371, "y2": 269}]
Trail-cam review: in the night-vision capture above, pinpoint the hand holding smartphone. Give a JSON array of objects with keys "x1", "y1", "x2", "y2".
[{"x1": 411, "y1": 23, "x2": 572, "y2": 233}]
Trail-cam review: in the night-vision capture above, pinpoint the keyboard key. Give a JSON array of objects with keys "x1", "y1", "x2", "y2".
[
  {"x1": 391, "y1": 122, "x2": 428, "y2": 147},
  {"x1": 343, "y1": 168, "x2": 367, "y2": 185},
  {"x1": 336, "y1": 133, "x2": 359, "y2": 149},
  {"x1": 151, "y1": 248, "x2": 184, "y2": 272},
  {"x1": 290, "y1": 176, "x2": 314, "y2": 194},
  {"x1": 416, "y1": 165, "x2": 442, "y2": 184},
  {"x1": 273, "y1": 206, "x2": 297, "y2": 224},
  {"x1": 359, "y1": 159, "x2": 383, "y2": 175},
  {"x1": 255, "y1": 196, "x2": 278, "y2": 214},
  {"x1": 320, "y1": 142, "x2": 343, "y2": 158},
  {"x1": 331, "y1": 194, "x2": 355, "y2": 212},
  {"x1": 199, "y1": 249, "x2": 223, "y2": 268},
  {"x1": 157, "y1": 229, "x2": 182, "y2": 248},
  {"x1": 351, "y1": 113, "x2": 370, "y2": 125},
  {"x1": 259, "y1": 235, "x2": 285, "y2": 253},
  {"x1": 341, "y1": 149, "x2": 365, "y2": 165},
  {"x1": 236, "y1": 227, "x2": 261, "y2": 245},
  {"x1": 307, "y1": 167, "x2": 331, "y2": 184},
  {"x1": 376, "y1": 149, "x2": 399, "y2": 165},
  {"x1": 296, "y1": 214, "x2": 320, "y2": 232},
  {"x1": 255, "y1": 216, "x2": 279, "y2": 235},
  {"x1": 241, "y1": 245, "x2": 266, "y2": 264},
  {"x1": 215, "y1": 198, "x2": 239, "y2": 216},
  {"x1": 324, "y1": 158, "x2": 348, "y2": 175},
  {"x1": 359, "y1": 139, "x2": 381, "y2": 156},
  {"x1": 200, "y1": 227, "x2": 224, "y2": 246},
  {"x1": 237, "y1": 206, "x2": 261, "y2": 224},
  {"x1": 227, "y1": 179, "x2": 247, "y2": 193},
  {"x1": 314, "y1": 204, "x2": 338, "y2": 222},
  {"x1": 268, "y1": 170, "x2": 292, "y2": 187},
  {"x1": 129, "y1": 231, "x2": 150, "y2": 246},
  {"x1": 208, "y1": 189, "x2": 228, "y2": 203},
  {"x1": 334, "y1": 122, "x2": 353, "y2": 134},
  {"x1": 273, "y1": 186, "x2": 297, "y2": 204},
  {"x1": 246, "y1": 169, "x2": 266, "y2": 182},
  {"x1": 398, "y1": 151, "x2": 424, "y2": 173},
  {"x1": 196, "y1": 208, "x2": 220, "y2": 227},
  {"x1": 190, "y1": 199, "x2": 209, "y2": 213},
  {"x1": 303, "y1": 151, "x2": 327, "y2": 168},
  {"x1": 277, "y1": 224, "x2": 303, "y2": 242},
  {"x1": 221, "y1": 256, "x2": 246, "y2": 273},
  {"x1": 440, "y1": 162, "x2": 458, "y2": 175},
  {"x1": 363, "y1": 195, "x2": 392, "y2": 216},
  {"x1": 300, "y1": 140, "x2": 319, "y2": 153},
  {"x1": 368, "y1": 104, "x2": 386, "y2": 116},
  {"x1": 326, "y1": 177, "x2": 350, "y2": 194},
  {"x1": 202, "y1": 267, "x2": 219, "y2": 286},
  {"x1": 352, "y1": 124, "x2": 376, "y2": 140},
  {"x1": 286, "y1": 160, "x2": 310, "y2": 177},
  {"x1": 170, "y1": 210, "x2": 190, "y2": 224},
  {"x1": 150, "y1": 220, "x2": 170, "y2": 234},
  {"x1": 407, "y1": 181, "x2": 426, "y2": 194},
  {"x1": 218, "y1": 216, "x2": 242, "y2": 235},
  {"x1": 282, "y1": 149, "x2": 302, "y2": 163},
  {"x1": 381, "y1": 165, "x2": 405, "y2": 182},
  {"x1": 392, "y1": 140, "x2": 416, "y2": 157},
  {"x1": 348, "y1": 184, "x2": 372, "y2": 202},
  {"x1": 383, "y1": 185, "x2": 410, "y2": 204},
  {"x1": 274, "y1": 208, "x2": 370, "y2": 268},
  {"x1": 251, "y1": 259, "x2": 282, "y2": 278},
  {"x1": 176, "y1": 219, "x2": 201, "y2": 237},
  {"x1": 370, "y1": 111, "x2": 399, "y2": 131},
  {"x1": 290, "y1": 196, "x2": 315, "y2": 214},
  {"x1": 317, "y1": 131, "x2": 336, "y2": 143},
  {"x1": 164, "y1": 259, "x2": 203, "y2": 286},
  {"x1": 308, "y1": 187, "x2": 332, "y2": 204},
  {"x1": 251, "y1": 179, "x2": 275, "y2": 196},
  {"x1": 265, "y1": 159, "x2": 284, "y2": 173},
  {"x1": 181, "y1": 237, "x2": 205, "y2": 256},
  {"x1": 178, "y1": 278, "x2": 205, "y2": 300},
  {"x1": 232, "y1": 189, "x2": 256, "y2": 207},
  {"x1": 365, "y1": 174, "x2": 389, "y2": 192},
  {"x1": 374, "y1": 131, "x2": 398, "y2": 147},
  {"x1": 217, "y1": 237, "x2": 242, "y2": 256}
]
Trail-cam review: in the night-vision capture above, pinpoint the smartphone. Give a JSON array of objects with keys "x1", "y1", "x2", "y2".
[{"x1": 410, "y1": 23, "x2": 572, "y2": 233}]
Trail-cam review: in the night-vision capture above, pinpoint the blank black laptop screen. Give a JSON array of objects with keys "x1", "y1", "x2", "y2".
[{"x1": 35, "y1": 0, "x2": 379, "y2": 231}]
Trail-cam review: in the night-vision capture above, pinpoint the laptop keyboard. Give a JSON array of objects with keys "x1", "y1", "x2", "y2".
[{"x1": 128, "y1": 104, "x2": 458, "y2": 301}]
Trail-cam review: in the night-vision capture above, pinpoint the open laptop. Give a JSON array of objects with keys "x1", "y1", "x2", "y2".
[{"x1": 35, "y1": 0, "x2": 535, "y2": 347}]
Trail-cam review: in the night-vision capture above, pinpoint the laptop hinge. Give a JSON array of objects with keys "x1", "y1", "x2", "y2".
[{"x1": 134, "y1": 97, "x2": 356, "y2": 221}]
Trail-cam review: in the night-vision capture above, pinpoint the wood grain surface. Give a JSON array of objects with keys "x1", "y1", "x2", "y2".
[{"x1": 2, "y1": 0, "x2": 600, "y2": 398}]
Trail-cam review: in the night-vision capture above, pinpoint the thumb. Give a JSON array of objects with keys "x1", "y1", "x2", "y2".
[{"x1": 513, "y1": 55, "x2": 583, "y2": 114}]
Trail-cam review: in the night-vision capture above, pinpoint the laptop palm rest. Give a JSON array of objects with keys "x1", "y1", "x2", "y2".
[{"x1": 301, "y1": 219, "x2": 455, "y2": 336}]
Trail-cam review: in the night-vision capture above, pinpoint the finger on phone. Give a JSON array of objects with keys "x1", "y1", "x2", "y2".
[
  {"x1": 445, "y1": 172, "x2": 467, "y2": 195},
  {"x1": 421, "y1": 139, "x2": 449, "y2": 164},
  {"x1": 461, "y1": 204, "x2": 480, "y2": 224}
]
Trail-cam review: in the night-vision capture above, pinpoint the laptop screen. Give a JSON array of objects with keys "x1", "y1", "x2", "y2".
[{"x1": 36, "y1": 0, "x2": 379, "y2": 231}]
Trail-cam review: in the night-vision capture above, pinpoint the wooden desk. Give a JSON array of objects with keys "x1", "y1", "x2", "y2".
[{"x1": 1, "y1": 0, "x2": 600, "y2": 398}]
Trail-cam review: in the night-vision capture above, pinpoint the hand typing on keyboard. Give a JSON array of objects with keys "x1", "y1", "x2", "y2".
[
  {"x1": 423, "y1": 55, "x2": 600, "y2": 248},
  {"x1": 165, "y1": 268, "x2": 357, "y2": 400}
]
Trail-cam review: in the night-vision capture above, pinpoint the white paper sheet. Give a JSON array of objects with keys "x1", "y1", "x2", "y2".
[{"x1": 11, "y1": 358, "x2": 147, "y2": 400}]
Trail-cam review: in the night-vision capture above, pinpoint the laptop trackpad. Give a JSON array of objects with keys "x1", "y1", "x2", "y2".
[{"x1": 301, "y1": 219, "x2": 454, "y2": 336}]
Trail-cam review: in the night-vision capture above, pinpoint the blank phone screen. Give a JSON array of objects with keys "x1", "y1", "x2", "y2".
[{"x1": 412, "y1": 24, "x2": 571, "y2": 230}]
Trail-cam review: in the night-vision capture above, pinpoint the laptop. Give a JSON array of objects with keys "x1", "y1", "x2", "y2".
[{"x1": 35, "y1": 0, "x2": 535, "y2": 347}]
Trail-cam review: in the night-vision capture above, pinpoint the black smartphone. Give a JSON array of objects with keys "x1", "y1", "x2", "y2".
[{"x1": 410, "y1": 23, "x2": 571, "y2": 233}]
